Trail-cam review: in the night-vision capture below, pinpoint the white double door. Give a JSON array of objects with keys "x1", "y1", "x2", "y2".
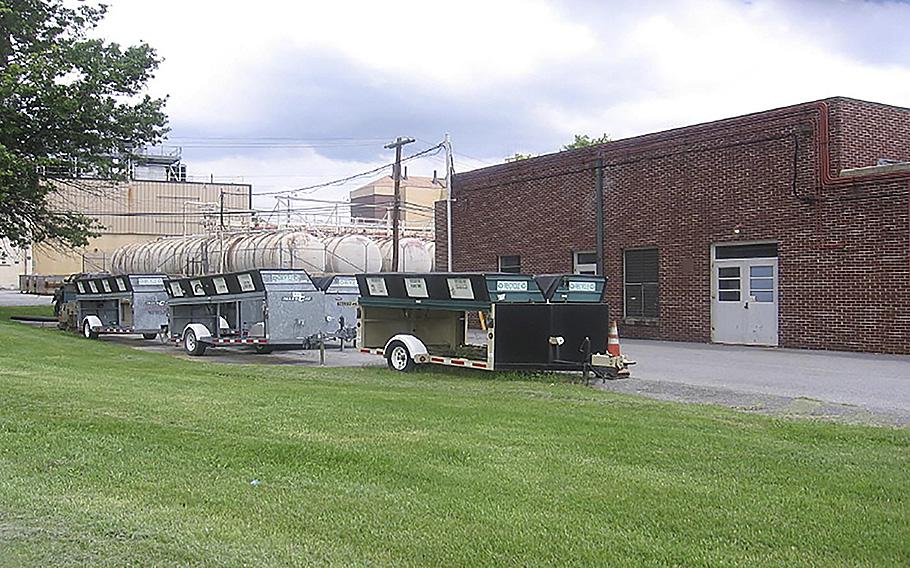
[{"x1": 711, "y1": 256, "x2": 778, "y2": 346}]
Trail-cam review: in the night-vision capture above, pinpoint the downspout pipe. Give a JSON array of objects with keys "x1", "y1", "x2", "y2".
[{"x1": 594, "y1": 159, "x2": 605, "y2": 276}]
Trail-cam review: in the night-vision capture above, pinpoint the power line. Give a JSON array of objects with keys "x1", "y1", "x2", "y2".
[{"x1": 254, "y1": 142, "x2": 444, "y2": 197}]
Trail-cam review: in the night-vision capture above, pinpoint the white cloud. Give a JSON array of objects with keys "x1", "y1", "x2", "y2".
[
  {"x1": 98, "y1": 0, "x2": 597, "y2": 126},
  {"x1": 95, "y1": 0, "x2": 910, "y2": 198},
  {"x1": 532, "y1": 0, "x2": 910, "y2": 142}
]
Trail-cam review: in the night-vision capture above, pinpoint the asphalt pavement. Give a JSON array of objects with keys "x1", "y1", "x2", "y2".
[
  {"x1": 0, "y1": 290, "x2": 53, "y2": 306},
  {"x1": 599, "y1": 339, "x2": 910, "y2": 426}
]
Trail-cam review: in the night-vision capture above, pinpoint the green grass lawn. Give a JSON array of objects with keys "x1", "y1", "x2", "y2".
[{"x1": 0, "y1": 306, "x2": 907, "y2": 567}]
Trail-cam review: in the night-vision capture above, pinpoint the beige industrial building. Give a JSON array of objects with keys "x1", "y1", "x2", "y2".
[
  {"x1": 29, "y1": 178, "x2": 252, "y2": 276},
  {"x1": 0, "y1": 239, "x2": 28, "y2": 289},
  {"x1": 349, "y1": 171, "x2": 447, "y2": 229},
  {"x1": 8, "y1": 150, "x2": 253, "y2": 286}
]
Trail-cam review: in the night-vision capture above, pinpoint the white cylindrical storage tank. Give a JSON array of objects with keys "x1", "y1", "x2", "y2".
[
  {"x1": 427, "y1": 241, "x2": 436, "y2": 271},
  {"x1": 325, "y1": 234, "x2": 382, "y2": 273},
  {"x1": 226, "y1": 231, "x2": 326, "y2": 273},
  {"x1": 111, "y1": 241, "x2": 141, "y2": 274},
  {"x1": 377, "y1": 237, "x2": 433, "y2": 273},
  {"x1": 180, "y1": 234, "x2": 216, "y2": 275}
]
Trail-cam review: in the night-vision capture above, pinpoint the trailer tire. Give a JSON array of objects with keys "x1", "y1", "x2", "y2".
[
  {"x1": 82, "y1": 321, "x2": 98, "y2": 340},
  {"x1": 386, "y1": 340, "x2": 415, "y2": 372},
  {"x1": 183, "y1": 329, "x2": 206, "y2": 356},
  {"x1": 142, "y1": 333, "x2": 157, "y2": 340}
]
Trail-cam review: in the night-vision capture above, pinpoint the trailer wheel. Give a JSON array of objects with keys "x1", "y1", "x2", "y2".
[
  {"x1": 82, "y1": 321, "x2": 98, "y2": 340},
  {"x1": 386, "y1": 340, "x2": 415, "y2": 372},
  {"x1": 183, "y1": 329, "x2": 206, "y2": 356},
  {"x1": 142, "y1": 333, "x2": 157, "y2": 340}
]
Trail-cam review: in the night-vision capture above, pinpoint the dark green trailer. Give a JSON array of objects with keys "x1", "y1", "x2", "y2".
[{"x1": 356, "y1": 273, "x2": 631, "y2": 378}]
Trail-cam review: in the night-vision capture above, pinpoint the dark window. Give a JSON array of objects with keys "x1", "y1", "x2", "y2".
[
  {"x1": 498, "y1": 255, "x2": 521, "y2": 274},
  {"x1": 714, "y1": 243, "x2": 778, "y2": 259},
  {"x1": 573, "y1": 251, "x2": 598, "y2": 275},
  {"x1": 624, "y1": 248, "x2": 659, "y2": 318}
]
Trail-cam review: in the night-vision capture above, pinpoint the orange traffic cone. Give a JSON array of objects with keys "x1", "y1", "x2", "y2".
[{"x1": 607, "y1": 320, "x2": 622, "y2": 357}]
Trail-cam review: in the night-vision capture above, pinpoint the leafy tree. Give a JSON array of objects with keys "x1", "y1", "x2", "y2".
[
  {"x1": 505, "y1": 152, "x2": 533, "y2": 163},
  {"x1": 563, "y1": 133, "x2": 611, "y2": 150},
  {"x1": 0, "y1": 0, "x2": 168, "y2": 248}
]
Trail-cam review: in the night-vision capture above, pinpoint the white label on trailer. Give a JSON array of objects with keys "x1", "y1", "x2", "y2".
[
  {"x1": 76, "y1": 282, "x2": 85, "y2": 293},
  {"x1": 190, "y1": 280, "x2": 205, "y2": 296},
  {"x1": 447, "y1": 278, "x2": 474, "y2": 300},
  {"x1": 213, "y1": 277, "x2": 229, "y2": 294},
  {"x1": 137, "y1": 277, "x2": 163, "y2": 287},
  {"x1": 366, "y1": 277, "x2": 388, "y2": 296},
  {"x1": 568, "y1": 281, "x2": 597, "y2": 292},
  {"x1": 496, "y1": 280, "x2": 527, "y2": 292},
  {"x1": 113, "y1": 278, "x2": 124, "y2": 292},
  {"x1": 102, "y1": 280, "x2": 112, "y2": 293},
  {"x1": 238, "y1": 273, "x2": 255, "y2": 292},
  {"x1": 264, "y1": 272, "x2": 306, "y2": 284},
  {"x1": 405, "y1": 277, "x2": 429, "y2": 298},
  {"x1": 333, "y1": 276, "x2": 357, "y2": 288},
  {"x1": 170, "y1": 282, "x2": 185, "y2": 297},
  {"x1": 281, "y1": 292, "x2": 314, "y2": 303},
  {"x1": 88, "y1": 281, "x2": 98, "y2": 293}
]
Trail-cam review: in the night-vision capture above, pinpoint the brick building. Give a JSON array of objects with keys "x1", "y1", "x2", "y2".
[{"x1": 435, "y1": 97, "x2": 910, "y2": 354}]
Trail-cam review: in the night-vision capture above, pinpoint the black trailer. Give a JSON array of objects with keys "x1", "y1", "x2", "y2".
[
  {"x1": 165, "y1": 269, "x2": 327, "y2": 356},
  {"x1": 356, "y1": 273, "x2": 631, "y2": 377},
  {"x1": 69, "y1": 274, "x2": 168, "y2": 340}
]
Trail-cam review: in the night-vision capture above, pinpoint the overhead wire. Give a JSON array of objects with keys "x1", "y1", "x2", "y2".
[{"x1": 255, "y1": 142, "x2": 444, "y2": 197}]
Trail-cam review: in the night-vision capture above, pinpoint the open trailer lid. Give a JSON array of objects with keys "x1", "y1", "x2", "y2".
[{"x1": 356, "y1": 273, "x2": 546, "y2": 310}]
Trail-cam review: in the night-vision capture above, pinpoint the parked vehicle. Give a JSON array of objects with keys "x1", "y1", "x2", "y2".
[
  {"x1": 164, "y1": 269, "x2": 327, "y2": 356},
  {"x1": 356, "y1": 272, "x2": 632, "y2": 378},
  {"x1": 66, "y1": 274, "x2": 168, "y2": 340}
]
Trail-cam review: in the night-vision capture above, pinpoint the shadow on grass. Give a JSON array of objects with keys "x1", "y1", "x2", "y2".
[{"x1": 416, "y1": 363, "x2": 583, "y2": 385}]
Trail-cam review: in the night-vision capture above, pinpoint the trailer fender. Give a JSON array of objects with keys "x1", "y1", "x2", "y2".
[
  {"x1": 384, "y1": 334, "x2": 430, "y2": 364},
  {"x1": 182, "y1": 323, "x2": 213, "y2": 343},
  {"x1": 82, "y1": 315, "x2": 102, "y2": 331}
]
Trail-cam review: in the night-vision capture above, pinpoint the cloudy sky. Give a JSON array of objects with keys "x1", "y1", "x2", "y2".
[{"x1": 97, "y1": 0, "x2": 910, "y2": 216}]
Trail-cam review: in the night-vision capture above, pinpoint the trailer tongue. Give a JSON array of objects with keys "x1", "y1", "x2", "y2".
[{"x1": 356, "y1": 273, "x2": 632, "y2": 379}]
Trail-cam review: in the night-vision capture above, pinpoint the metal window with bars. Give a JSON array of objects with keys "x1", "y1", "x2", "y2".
[{"x1": 624, "y1": 248, "x2": 659, "y2": 318}]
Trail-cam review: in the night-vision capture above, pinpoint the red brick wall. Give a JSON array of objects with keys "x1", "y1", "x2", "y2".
[
  {"x1": 829, "y1": 98, "x2": 910, "y2": 174},
  {"x1": 437, "y1": 97, "x2": 910, "y2": 354}
]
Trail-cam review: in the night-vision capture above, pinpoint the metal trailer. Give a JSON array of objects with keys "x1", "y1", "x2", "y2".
[
  {"x1": 164, "y1": 269, "x2": 327, "y2": 356},
  {"x1": 356, "y1": 272, "x2": 632, "y2": 378},
  {"x1": 312, "y1": 274, "x2": 359, "y2": 347},
  {"x1": 69, "y1": 274, "x2": 168, "y2": 340}
]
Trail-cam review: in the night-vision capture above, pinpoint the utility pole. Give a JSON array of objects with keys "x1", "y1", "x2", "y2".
[
  {"x1": 384, "y1": 136, "x2": 415, "y2": 271},
  {"x1": 219, "y1": 190, "x2": 225, "y2": 272},
  {"x1": 443, "y1": 133, "x2": 454, "y2": 271}
]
